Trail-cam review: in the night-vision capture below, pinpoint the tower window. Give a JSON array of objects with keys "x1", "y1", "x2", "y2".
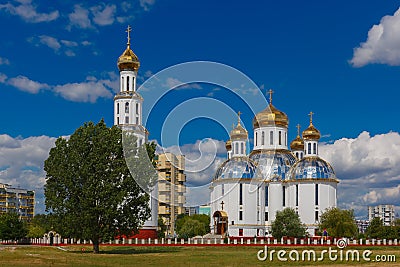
[
  {"x1": 315, "y1": 184, "x2": 319, "y2": 205},
  {"x1": 121, "y1": 77, "x2": 124, "y2": 91},
  {"x1": 117, "y1": 103, "x2": 120, "y2": 114},
  {"x1": 270, "y1": 131, "x2": 273, "y2": 145},
  {"x1": 125, "y1": 102, "x2": 129, "y2": 113},
  {"x1": 285, "y1": 132, "x2": 287, "y2": 146},
  {"x1": 261, "y1": 131, "x2": 265, "y2": 145},
  {"x1": 136, "y1": 103, "x2": 139, "y2": 114},
  {"x1": 265, "y1": 185, "x2": 268, "y2": 206},
  {"x1": 257, "y1": 186, "x2": 260, "y2": 206},
  {"x1": 132, "y1": 77, "x2": 135, "y2": 91},
  {"x1": 125, "y1": 116, "x2": 129, "y2": 124},
  {"x1": 315, "y1": 210, "x2": 319, "y2": 222},
  {"x1": 296, "y1": 184, "x2": 299, "y2": 206},
  {"x1": 313, "y1": 143, "x2": 317, "y2": 154},
  {"x1": 136, "y1": 116, "x2": 139, "y2": 124},
  {"x1": 239, "y1": 183, "x2": 243, "y2": 205},
  {"x1": 296, "y1": 152, "x2": 299, "y2": 158},
  {"x1": 235, "y1": 143, "x2": 238, "y2": 155},
  {"x1": 239, "y1": 211, "x2": 243, "y2": 221},
  {"x1": 308, "y1": 143, "x2": 311, "y2": 155},
  {"x1": 240, "y1": 142, "x2": 244, "y2": 154},
  {"x1": 127, "y1": 76, "x2": 130, "y2": 91},
  {"x1": 279, "y1": 131, "x2": 282, "y2": 145},
  {"x1": 282, "y1": 186, "x2": 286, "y2": 207},
  {"x1": 117, "y1": 117, "x2": 120, "y2": 125},
  {"x1": 255, "y1": 132, "x2": 258, "y2": 146},
  {"x1": 265, "y1": 212, "x2": 268, "y2": 221}
]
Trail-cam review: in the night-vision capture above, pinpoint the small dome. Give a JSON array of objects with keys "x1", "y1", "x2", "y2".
[
  {"x1": 290, "y1": 135, "x2": 304, "y2": 151},
  {"x1": 213, "y1": 157, "x2": 257, "y2": 181},
  {"x1": 249, "y1": 149, "x2": 296, "y2": 181},
  {"x1": 225, "y1": 139, "x2": 232, "y2": 150},
  {"x1": 253, "y1": 103, "x2": 288, "y2": 129},
  {"x1": 230, "y1": 112, "x2": 248, "y2": 140},
  {"x1": 288, "y1": 156, "x2": 337, "y2": 181},
  {"x1": 302, "y1": 112, "x2": 321, "y2": 140},
  {"x1": 117, "y1": 46, "x2": 140, "y2": 71}
]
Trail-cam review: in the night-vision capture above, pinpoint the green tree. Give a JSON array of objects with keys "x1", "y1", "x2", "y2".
[
  {"x1": 319, "y1": 208, "x2": 358, "y2": 238},
  {"x1": 175, "y1": 214, "x2": 210, "y2": 236},
  {"x1": 271, "y1": 208, "x2": 306, "y2": 239},
  {"x1": 0, "y1": 212, "x2": 28, "y2": 240},
  {"x1": 44, "y1": 120, "x2": 157, "y2": 253},
  {"x1": 157, "y1": 217, "x2": 167, "y2": 238},
  {"x1": 176, "y1": 218, "x2": 206, "y2": 239}
]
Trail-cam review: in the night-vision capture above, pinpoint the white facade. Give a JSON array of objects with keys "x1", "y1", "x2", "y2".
[
  {"x1": 210, "y1": 100, "x2": 338, "y2": 237},
  {"x1": 368, "y1": 204, "x2": 395, "y2": 226}
]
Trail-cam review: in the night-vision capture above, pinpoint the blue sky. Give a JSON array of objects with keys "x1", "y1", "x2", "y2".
[{"x1": 1, "y1": 0, "x2": 400, "y2": 218}]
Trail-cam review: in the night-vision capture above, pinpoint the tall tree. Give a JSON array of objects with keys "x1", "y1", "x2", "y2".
[
  {"x1": 271, "y1": 208, "x2": 306, "y2": 239},
  {"x1": 44, "y1": 120, "x2": 157, "y2": 253},
  {"x1": 365, "y1": 217, "x2": 383, "y2": 239},
  {"x1": 319, "y1": 207, "x2": 358, "y2": 238},
  {"x1": 0, "y1": 212, "x2": 28, "y2": 241}
]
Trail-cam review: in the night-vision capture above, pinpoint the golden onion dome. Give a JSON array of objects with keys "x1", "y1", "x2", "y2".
[
  {"x1": 290, "y1": 124, "x2": 304, "y2": 151},
  {"x1": 230, "y1": 112, "x2": 248, "y2": 140},
  {"x1": 252, "y1": 89, "x2": 288, "y2": 129},
  {"x1": 117, "y1": 26, "x2": 140, "y2": 71},
  {"x1": 302, "y1": 112, "x2": 321, "y2": 140},
  {"x1": 225, "y1": 139, "x2": 232, "y2": 150}
]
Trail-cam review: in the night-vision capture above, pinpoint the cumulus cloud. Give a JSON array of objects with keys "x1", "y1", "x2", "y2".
[
  {"x1": 350, "y1": 8, "x2": 400, "y2": 67},
  {"x1": 91, "y1": 4, "x2": 116, "y2": 26},
  {"x1": 68, "y1": 4, "x2": 93, "y2": 30},
  {"x1": 0, "y1": 0, "x2": 59, "y2": 23},
  {"x1": 140, "y1": 0, "x2": 156, "y2": 11},
  {"x1": 7, "y1": 75, "x2": 50, "y2": 94},
  {"x1": 0, "y1": 134, "x2": 57, "y2": 214},
  {"x1": 320, "y1": 131, "x2": 400, "y2": 218},
  {"x1": 28, "y1": 35, "x2": 81, "y2": 57},
  {"x1": 0, "y1": 57, "x2": 10, "y2": 65}
]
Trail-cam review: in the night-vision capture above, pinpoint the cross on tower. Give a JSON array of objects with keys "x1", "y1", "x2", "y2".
[
  {"x1": 126, "y1": 25, "x2": 132, "y2": 46},
  {"x1": 237, "y1": 111, "x2": 242, "y2": 125},
  {"x1": 308, "y1": 111, "x2": 314, "y2": 124},
  {"x1": 296, "y1": 124, "x2": 301, "y2": 136},
  {"x1": 220, "y1": 201, "x2": 225, "y2": 210},
  {"x1": 267, "y1": 89, "x2": 274, "y2": 104}
]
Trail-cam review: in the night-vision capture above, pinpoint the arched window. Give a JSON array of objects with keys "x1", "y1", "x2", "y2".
[
  {"x1": 308, "y1": 143, "x2": 311, "y2": 154},
  {"x1": 121, "y1": 77, "x2": 124, "y2": 91},
  {"x1": 279, "y1": 131, "x2": 282, "y2": 145},
  {"x1": 255, "y1": 132, "x2": 258, "y2": 146},
  {"x1": 240, "y1": 143, "x2": 244, "y2": 154},
  {"x1": 296, "y1": 152, "x2": 299, "y2": 158},
  {"x1": 127, "y1": 76, "x2": 130, "y2": 91},
  {"x1": 313, "y1": 143, "x2": 317, "y2": 154},
  {"x1": 269, "y1": 131, "x2": 273, "y2": 145},
  {"x1": 261, "y1": 131, "x2": 265, "y2": 145},
  {"x1": 235, "y1": 143, "x2": 238, "y2": 155},
  {"x1": 117, "y1": 103, "x2": 120, "y2": 114},
  {"x1": 136, "y1": 103, "x2": 139, "y2": 114},
  {"x1": 125, "y1": 102, "x2": 129, "y2": 113}
]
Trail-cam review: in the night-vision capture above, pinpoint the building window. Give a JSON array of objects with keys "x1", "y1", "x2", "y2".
[
  {"x1": 136, "y1": 103, "x2": 139, "y2": 114},
  {"x1": 285, "y1": 132, "x2": 287, "y2": 146},
  {"x1": 257, "y1": 186, "x2": 260, "y2": 206},
  {"x1": 222, "y1": 184, "x2": 224, "y2": 196},
  {"x1": 121, "y1": 77, "x2": 124, "y2": 91},
  {"x1": 279, "y1": 131, "x2": 282, "y2": 145},
  {"x1": 239, "y1": 211, "x2": 243, "y2": 221},
  {"x1": 282, "y1": 186, "x2": 286, "y2": 207},
  {"x1": 125, "y1": 116, "x2": 129, "y2": 124},
  {"x1": 296, "y1": 152, "x2": 299, "y2": 158},
  {"x1": 239, "y1": 183, "x2": 243, "y2": 205},
  {"x1": 125, "y1": 102, "x2": 129, "y2": 113},
  {"x1": 136, "y1": 116, "x2": 139, "y2": 124},
  {"x1": 315, "y1": 184, "x2": 319, "y2": 205},
  {"x1": 132, "y1": 77, "x2": 135, "y2": 91},
  {"x1": 308, "y1": 143, "x2": 311, "y2": 155},
  {"x1": 239, "y1": 229, "x2": 243, "y2": 236},
  {"x1": 315, "y1": 210, "x2": 319, "y2": 222},
  {"x1": 257, "y1": 211, "x2": 260, "y2": 221},
  {"x1": 265, "y1": 185, "x2": 268, "y2": 206},
  {"x1": 235, "y1": 143, "x2": 238, "y2": 155},
  {"x1": 255, "y1": 132, "x2": 258, "y2": 146},
  {"x1": 270, "y1": 131, "x2": 273, "y2": 145},
  {"x1": 261, "y1": 131, "x2": 265, "y2": 145},
  {"x1": 127, "y1": 76, "x2": 130, "y2": 91},
  {"x1": 313, "y1": 143, "x2": 317, "y2": 154},
  {"x1": 296, "y1": 184, "x2": 299, "y2": 206},
  {"x1": 117, "y1": 117, "x2": 120, "y2": 124},
  {"x1": 117, "y1": 103, "x2": 120, "y2": 114},
  {"x1": 265, "y1": 212, "x2": 268, "y2": 221},
  {"x1": 240, "y1": 143, "x2": 244, "y2": 154}
]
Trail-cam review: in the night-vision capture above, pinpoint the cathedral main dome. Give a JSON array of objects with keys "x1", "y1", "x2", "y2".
[
  {"x1": 287, "y1": 156, "x2": 337, "y2": 181},
  {"x1": 252, "y1": 103, "x2": 288, "y2": 129},
  {"x1": 213, "y1": 157, "x2": 257, "y2": 181}
]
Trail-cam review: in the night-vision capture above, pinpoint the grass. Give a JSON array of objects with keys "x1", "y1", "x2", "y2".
[{"x1": 0, "y1": 245, "x2": 399, "y2": 267}]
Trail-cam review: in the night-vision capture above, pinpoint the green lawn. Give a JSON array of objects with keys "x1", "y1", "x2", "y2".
[{"x1": 0, "y1": 245, "x2": 398, "y2": 267}]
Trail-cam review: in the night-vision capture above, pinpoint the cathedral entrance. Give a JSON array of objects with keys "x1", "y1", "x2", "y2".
[{"x1": 213, "y1": 211, "x2": 228, "y2": 236}]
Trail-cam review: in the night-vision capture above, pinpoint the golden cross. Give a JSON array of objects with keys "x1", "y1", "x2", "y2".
[
  {"x1": 221, "y1": 201, "x2": 225, "y2": 210},
  {"x1": 126, "y1": 25, "x2": 132, "y2": 46},
  {"x1": 267, "y1": 89, "x2": 274, "y2": 104},
  {"x1": 308, "y1": 111, "x2": 314, "y2": 124},
  {"x1": 296, "y1": 124, "x2": 301, "y2": 136},
  {"x1": 237, "y1": 111, "x2": 242, "y2": 124}
]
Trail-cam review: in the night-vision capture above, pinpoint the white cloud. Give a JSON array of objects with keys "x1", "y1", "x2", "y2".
[
  {"x1": 165, "y1": 77, "x2": 202, "y2": 90},
  {"x1": 28, "y1": 35, "x2": 81, "y2": 57},
  {"x1": 7, "y1": 75, "x2": 50, "y2": 94},
  {"x1": 0, "y1": 134, "x2": 57, "y2": 214},
  {"x1": 91, "y1": 4, "x2": 116, "y2": 26},
  {"x1": 0, "y1": 0, "x2": 59, "y2": 23},
  {"x1": 0, "y1": 73, "x2": 7, "y2": 83},
  {"x1": 0, "y1": 57, "x2": 10, "y2": 65},
  {"x1": 39, "y1": 35, "x2": 61, "y2": 51},
  {"x1": 320, "y1": 131, "x2": 400, "y2": 218},
  {"x1": 140, "y1": 0, "x2": 156, "y2": 11},
  {"x1": 68, "y1": 5, "x2": 93, "y2": 30},
  {"x1": 350, "y1": 8, "x2": 400, "y2": 67}
]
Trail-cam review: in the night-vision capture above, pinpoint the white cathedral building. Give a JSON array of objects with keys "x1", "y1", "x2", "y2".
[{"x1": 210, "y1": 92, "x2": 338, "y2": 237}]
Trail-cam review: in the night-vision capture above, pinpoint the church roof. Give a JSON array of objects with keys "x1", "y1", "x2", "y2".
[
  {"x1": 213, "y1": 156, "x2": 257, "y2": 181},
  {"x1": 287, "y1": 156, "x2": 338, "y2": 181},
  {"x1": 117, "y1": 26, "x2": 140, "y2": 71}
]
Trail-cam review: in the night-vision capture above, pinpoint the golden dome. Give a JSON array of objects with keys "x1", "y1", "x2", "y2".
[
  {"x1": 302, "y1": 112, "x2": 321, "y2": 140},
  {"x1": 290, "y1": 124, "x2": 304, "y2": 151},
  {"x1": 252, "y1": 90, "x2": 288, "y2": 129},
  {"x1": 230, "y1": 112, "x2": 248, "y2": 140},
  {"x1": 117, "y1": 26, "x2": 140, "y2": 71},
  {"x1": 225, "y1": 139, "x2": 232, "y2": 150}
]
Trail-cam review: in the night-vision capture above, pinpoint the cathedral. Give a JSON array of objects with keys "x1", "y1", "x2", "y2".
[{"x1": 210, "y1": 91, "x2": 338, "y2": 237}]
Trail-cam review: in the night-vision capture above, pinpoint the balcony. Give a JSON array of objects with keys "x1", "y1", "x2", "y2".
[
  {"x1": 177, "y1": 185, "x2": 186, "y2": 193},
  {"x1": 177, "y1": 173, "x2": 186, "y2": 182},
  {"x1": 158, "y1": 195, "x2": 171, "y2": 204},
  {"x1": 178, "y1": 195, "x2": 185, "y2": 205}
]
